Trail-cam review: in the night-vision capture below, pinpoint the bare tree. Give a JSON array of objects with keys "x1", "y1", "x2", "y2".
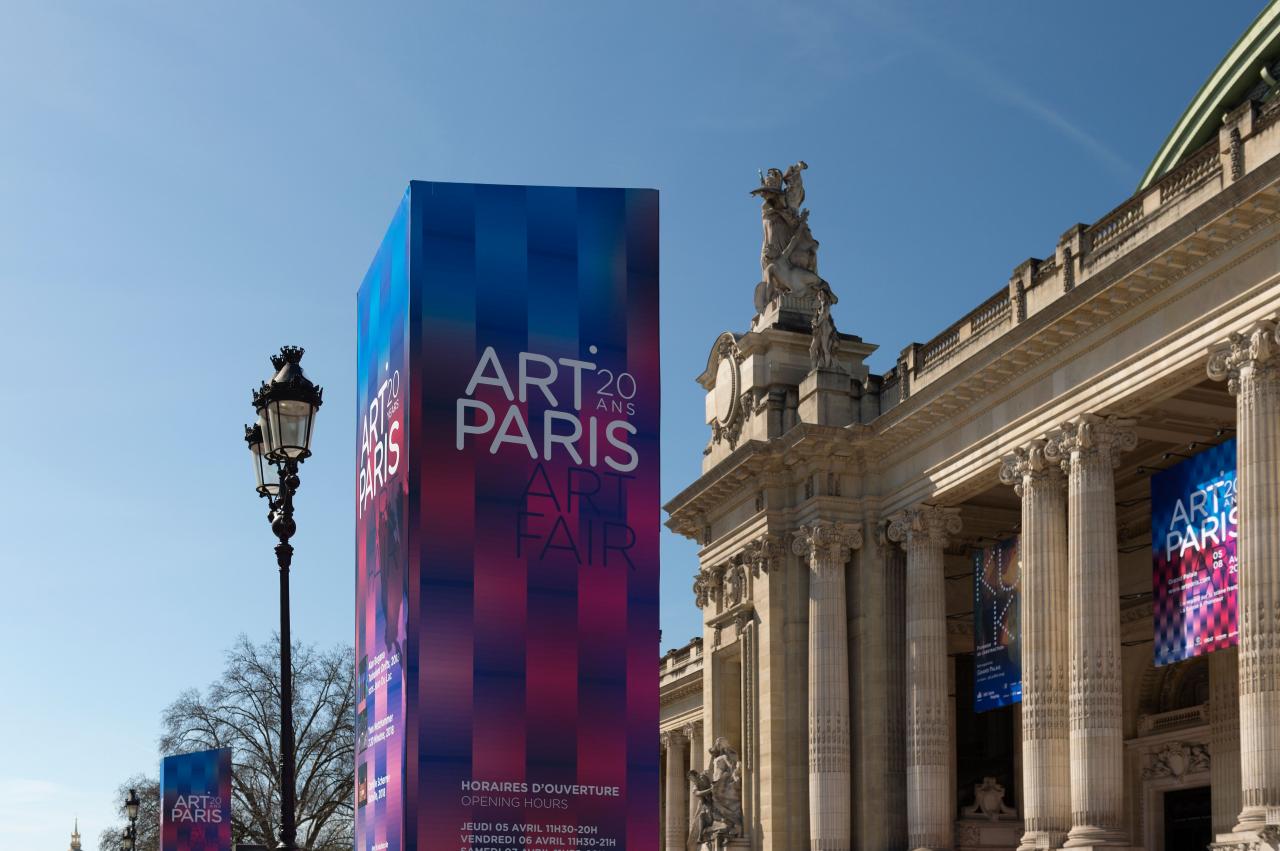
[
  {"x1": 98, "y1": 775, "x2": 160, "y2": 851},
  {"x1": 156, "y1": 635, "x2": 354, "y2": 850}
]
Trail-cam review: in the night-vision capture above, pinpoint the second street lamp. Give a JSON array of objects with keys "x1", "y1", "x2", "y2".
[
  {"x1": 122, "y1": 787, "x2": 139, "y2": 850},
  {"x1": 244, "y1": 345, "x2": 323, "y2": 851}
]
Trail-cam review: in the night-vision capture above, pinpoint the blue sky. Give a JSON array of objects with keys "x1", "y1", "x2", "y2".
[{"x1": 0, "y1": 0, "x2": 1264, "y2": 845}]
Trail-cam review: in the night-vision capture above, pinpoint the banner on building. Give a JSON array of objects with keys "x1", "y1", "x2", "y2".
[
  {"x1": 160, "y1": 747, "x2": 232, "y2": 851},
  {"x1": 973, "y1": 536, "x2": 1021, "y2": 713},
  {"x1": 355, "y1": 182, "x2": 660, "y2": 851},
  {"x1": 1151, "y1": 438, "x2": 1238, "y2": 666}
]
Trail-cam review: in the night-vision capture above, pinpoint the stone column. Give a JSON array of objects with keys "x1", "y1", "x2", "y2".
[
  {"x1": 1047, "y1": 414, "x2": 1136, "y2": 848},
  {"x1": 855, "y1": 518, "x2": 894, "y2": 851},
  {"x1": 1208, "y1": 321, "x2": 1280, "y2": 834},
  {"x1": 889, "y1": 505, "x2": 961, "y2": 851},
  {"x1": 1209, "y1": 647, "x2": 1242, "y2": 838},
  {"x1": 662, "y1": 729, "x2": 688, "y2": 851},
  {"x1": 793, "y1": 521, "x2": 863, "y2": 851},
  {"x1": 685, "y1": 720, "x2": 704, "y2": 831},
  {"x1": 1000, "y1": 440, "x2": 1070, "y2": 850}
]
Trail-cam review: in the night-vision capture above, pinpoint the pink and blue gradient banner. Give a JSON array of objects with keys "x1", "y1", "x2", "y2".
[
  {"x1": 160, "y1": 748, "x2": 232, "y2": 851},
  {"x1": 1151, "y1": 438, "x2": 1238, "y2": 666},
  {"x1": 356, "y1": 192, "x2": 410, "y2": 850},
  {"x1": 356, "y1": 182, "x2": 659, "y2": 851}
]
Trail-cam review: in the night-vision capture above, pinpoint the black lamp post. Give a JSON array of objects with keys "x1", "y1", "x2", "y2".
[
  {"x1": 122, "y1": 787, "x2": 139, "y2": 850},
  {"x1": 243, "y1": 345, "x2": 323, "y2": 851}
]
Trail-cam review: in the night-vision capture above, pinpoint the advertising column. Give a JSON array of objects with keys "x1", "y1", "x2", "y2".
[{"x1": 355, "y1": 182, "x2": 660, "y2": 851}]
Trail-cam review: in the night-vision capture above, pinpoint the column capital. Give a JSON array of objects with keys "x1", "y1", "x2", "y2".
[
  {"x1": 742, "y1": 532, "x2": 782, "y2": 577},
  {"x1": 998, "y1": 438, "x2": 1064, "y2": 497},
  {"x1": 1207, "y1": 317, "x2": 1280, "y2": 394},
  {"x1": 1045, "y1": 413, "x2": 1136, "y2": 471},
  {"x1": 692, "y1": 568, "x2": 714, "y2": 609},
  {"x1": 661, "y1": 728, "x2": 687, "y2": 751},
  {"x1": 886, "y1": 504, "x2": 961, "y2": 549},
  {"x1": 791, "y1": 520, "x2": 863, "y2": 565},
  {"x1": 681, "y1": 719, "x2": 703, "y2": 742}
]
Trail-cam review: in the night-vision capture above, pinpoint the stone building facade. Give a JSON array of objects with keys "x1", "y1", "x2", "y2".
[{"x1": 660, "y1": 6, "x2": 1280, "y2": 851}]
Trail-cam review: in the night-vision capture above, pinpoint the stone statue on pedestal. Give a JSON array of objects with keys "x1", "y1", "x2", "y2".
[
  {"x1": 751, "y1": 163, "x2": 843, "y2": 370},
  {"x1": 961, "y1": 776, "x2": 1018, "y2": 821},
  {"x1": 688, "y1": 736, "x2": 744, "y2": 850},
  {"x1": 751, "y1": 161, "x2": 831, "y2": 312},
  {"x1": 809, "y1": 286, "x2": 839, "y2": 370}
]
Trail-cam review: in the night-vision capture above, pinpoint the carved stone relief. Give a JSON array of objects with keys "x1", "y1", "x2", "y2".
[
  {"x1": 708, "y1": 333, "x2": 749, "y2": 451},
  {"x1": 1142, "y1": 741, "x2": 1210, "y2": 780}
]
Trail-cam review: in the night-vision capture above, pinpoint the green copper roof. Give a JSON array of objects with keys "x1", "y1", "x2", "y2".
[{"x1": 1140, "y1": 0, "x2": 1280, "y2": 190}]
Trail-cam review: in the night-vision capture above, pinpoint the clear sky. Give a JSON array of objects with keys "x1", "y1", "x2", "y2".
[{"x1": 0, "y1": 0, "x2": 1265, "y2": 845}]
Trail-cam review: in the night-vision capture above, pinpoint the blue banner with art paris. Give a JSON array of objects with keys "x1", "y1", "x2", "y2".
[{"x1": 973, "y1": 537, "x2": 1021, "y2": 713}]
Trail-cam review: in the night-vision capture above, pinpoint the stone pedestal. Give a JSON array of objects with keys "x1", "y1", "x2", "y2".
[
  {"x1": 706, "y1": 839, "x2": 753, "y2": 851},
  {"x1": 889, "y1": 505, "x2": 961, "y2": 851},
  {"x1": 1048, "y1": 414, "x2": 1136, "y2": 849},
  {"x1": 793, "y1": 522, "x2": 862, "y2": 851},
  {"x1": 955, "y1": 819, "x2": 1024, "y2": 851},
  {"x1": 1000, "y1": 441, "x2": 1070, "y2": 851},
  {"x1": 798, "y1": 368, "x2": 853, "y2": 427},
  {"x1": 752, "y1": 292, "x2": 820, "y2": 333}
]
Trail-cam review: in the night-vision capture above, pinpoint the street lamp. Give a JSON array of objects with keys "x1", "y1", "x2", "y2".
[
  {"x1": 243, "y1": 345, "x2": 323, "y2": 851},
  {"x1": 122, "y1": 787, "x2": 139, "y2": 850}
]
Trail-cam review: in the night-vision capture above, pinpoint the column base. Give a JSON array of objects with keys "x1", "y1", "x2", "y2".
[
  {"x1": 1063, "y1": 826, "x2": 1131, "y2": 849},
  {"x1": 1211, "y1": 825, "x2": 1280, "y2": 851},
  {"x1": 1017, "y1": 830, "x2": 1067, "y2": 850}
]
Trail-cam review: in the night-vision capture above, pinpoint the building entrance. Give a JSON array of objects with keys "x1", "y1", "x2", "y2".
[{"x1": 1163, "y1": 786, "x2": 1210, "y2": 851}]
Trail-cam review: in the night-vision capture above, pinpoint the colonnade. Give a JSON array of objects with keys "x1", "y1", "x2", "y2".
[
  {"x1": 996, "y1": 414, "x2": 1136, "y2": 850},
  {"x1": 663, "y1": 321, "x2": 1280, "y2": 850}
]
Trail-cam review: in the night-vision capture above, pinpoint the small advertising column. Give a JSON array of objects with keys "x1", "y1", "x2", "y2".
[
  {"x1": 160, "y1": 748, "x2": 233, "y2": 851},
  {"x1": 355, "y1": 182, "x2": 660, "y2": 851}
]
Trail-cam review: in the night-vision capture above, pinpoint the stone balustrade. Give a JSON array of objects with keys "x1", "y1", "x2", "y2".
[{"x1": 897, "y1": 107, "x2": 1279, "y2": 398}]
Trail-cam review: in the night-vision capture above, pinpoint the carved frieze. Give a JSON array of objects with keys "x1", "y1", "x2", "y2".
[{"x1": 1142, "y1": 741, "x2": 1210, "y2": 780}]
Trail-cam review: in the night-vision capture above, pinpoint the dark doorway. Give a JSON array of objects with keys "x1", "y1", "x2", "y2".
[
  {"x1": 953, "y1": 655, "x2": 1016, "y2": 814},
  {"x1": 1164, "y1": 786, "x2": 1211, "y2": 851}
]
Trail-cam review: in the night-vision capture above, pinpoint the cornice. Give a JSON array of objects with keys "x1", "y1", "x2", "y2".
[
  {"x1": 661, "y1": 677, "x2": 704, "y2": 706},
  {"x1": 871, "y1": 158, "x2": 1280, "y2": 465},
  {"x1": 664, "y1": 423, "x2": 864, "y2": 537}
]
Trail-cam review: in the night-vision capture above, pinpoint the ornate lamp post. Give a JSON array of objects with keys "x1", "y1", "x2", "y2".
[
  {"x1": 243, "y1": 345, "x2": 323, "y2": 851},
  {"x1": 122, "y1": 787, "x2": 139, "y2": 850}
]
